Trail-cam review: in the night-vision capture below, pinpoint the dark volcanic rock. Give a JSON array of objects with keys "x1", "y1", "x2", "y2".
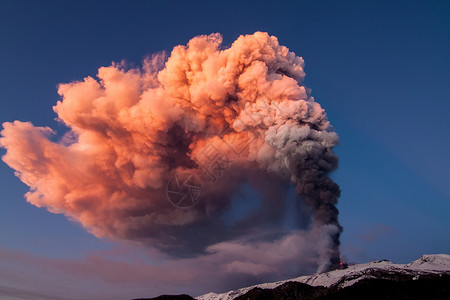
[
  {"x1": 138, "y1": 275, "x2": 450, "y2": 300},
  {"x1": 324, "y1": 276, "x2": 450, "y2": 300},
  {"x1": 234, "y1": 281, "x2": 327, "y2": 300},
  {"x1": 134, "y1": 294, "x2": 195, "y2": 300},
  {"x1": 234, "y1": 275, "x2": 450, "y2": 300}
]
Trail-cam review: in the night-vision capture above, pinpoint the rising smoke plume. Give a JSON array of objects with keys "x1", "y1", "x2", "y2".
[{"x1": 0, "y1": 32, "x2": 342, "y2": 272}]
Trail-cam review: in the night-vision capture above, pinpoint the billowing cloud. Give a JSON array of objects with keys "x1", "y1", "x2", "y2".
[
  {"x1": 0, "y1": 32, "x2": 342, "y2": 274},
  {"x1": 0, "y1": 232, "x2": 335, "y2": 300}
]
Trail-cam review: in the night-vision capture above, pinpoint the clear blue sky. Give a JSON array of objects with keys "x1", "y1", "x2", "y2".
[{"x1": 0, "y1": 0, "x2": 449, "y2": 298}]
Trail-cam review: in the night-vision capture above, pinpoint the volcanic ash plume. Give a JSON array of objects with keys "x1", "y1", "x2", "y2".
[{"x1": 0, "y1": 32, "x2": 342, "y2": 272}]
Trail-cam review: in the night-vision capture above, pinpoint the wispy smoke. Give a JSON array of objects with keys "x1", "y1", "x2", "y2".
[{"x1": 0, "y1": 32, "x2": 341, "y2": 273}]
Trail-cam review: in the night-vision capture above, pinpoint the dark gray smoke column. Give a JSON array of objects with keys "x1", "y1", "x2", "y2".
[
  {"x1": 291, "y1": 132, "x2": 342, "y2": 270},
  {"x1": 262, "y1": 95, "x2": 343, "y2": 272}
]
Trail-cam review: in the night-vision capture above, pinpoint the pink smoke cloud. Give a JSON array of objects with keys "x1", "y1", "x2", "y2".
[{"x1": 0, "y1": 32, "x2": 342, "y2": 273}]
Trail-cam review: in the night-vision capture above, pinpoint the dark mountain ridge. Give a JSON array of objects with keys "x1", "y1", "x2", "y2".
[{"x1": 135, "y1": 254, "x2": 450, "y2": 300}]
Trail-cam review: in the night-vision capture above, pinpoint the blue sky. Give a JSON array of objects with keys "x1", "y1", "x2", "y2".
[{"x1": 0, "y1": 0, "x2": 449, "y2": 298}]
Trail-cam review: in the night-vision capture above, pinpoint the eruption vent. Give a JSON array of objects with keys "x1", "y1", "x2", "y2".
[{"x1": 0, "y1": 32, "x2": 341, "y2": 272}]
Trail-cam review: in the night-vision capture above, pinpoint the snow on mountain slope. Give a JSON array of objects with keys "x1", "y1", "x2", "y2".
[
  {"x1": 196, "y1": 254, "x2": 450, "y2": 300},
  {"x1": 405, "y1": 254, "x2": 450, "y2": 271}
]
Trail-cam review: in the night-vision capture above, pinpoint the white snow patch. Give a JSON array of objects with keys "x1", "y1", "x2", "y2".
[{"x1": 405, "y1": 254, "x2": 450, "y2": 272}]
